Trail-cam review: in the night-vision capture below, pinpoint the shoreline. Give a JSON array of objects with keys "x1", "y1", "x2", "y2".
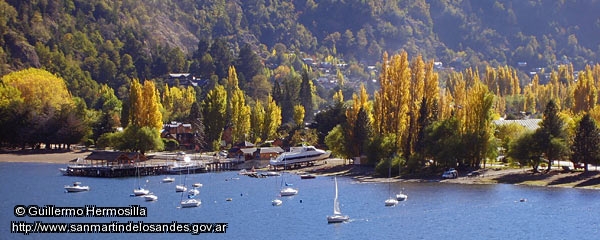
[{"x1": 2, "y1": 150, "x2": 600, "y2": 190}]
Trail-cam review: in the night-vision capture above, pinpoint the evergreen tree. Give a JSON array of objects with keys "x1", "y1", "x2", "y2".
[
  {"x1": 537, "y1": 100, "x2": 569, "y2": 171},
  {"x1": 571, "y1": 114, "x2": 600, "y2": 172},
  {"x1": 202, "y1": 84, "x2": 227, "y2": 151}
]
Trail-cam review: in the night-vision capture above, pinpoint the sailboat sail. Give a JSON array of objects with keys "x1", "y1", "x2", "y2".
[{"x1": 333, "y1": 177, "x2": 341, "y2": 215}]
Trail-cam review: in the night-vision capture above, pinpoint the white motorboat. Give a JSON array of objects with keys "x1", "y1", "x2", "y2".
[
  {"x1": 396, "y1": 192, "x2": 408, "y2": 201},
  {"x1": 133, "y1": 187, "x2": 149, "y2": 196},
  {"x1": 385, "y1": 198, "x2": 399, "y2": 207},
  {"x1": 180, "y1": 198, "x2": 201, "y2": 208},
  {"x1": 269, "y1": 145, "x2": 330, "y2": 167},
  {"x1": 192, "y1": 183, "x2": 203, "y2": 188},
  {"x1": 280, "y1": 187, "x2": 298, "y2": 196},
  {"x1": 271, "y1": 199, "x2": 282, "y2": 206},
  {"x1": 327, "y1": 177, "x2": 349, "y2": 223},
  {"x1": 64, "y1": 182, "x2": 89, "y2": 192},
  {"x1": 144, "y1": 193, "x2": 158, "y2": 201},
  {"x1": 175, "y1": 184, "x2": 187, "y2": 192},
  {"x1": 162, "y1": 177, "x2": 175, "y2": 183}
]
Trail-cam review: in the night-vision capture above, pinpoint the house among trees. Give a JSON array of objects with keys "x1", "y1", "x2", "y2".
[
  {"x1": 165, "y1": 73, "x2": 208, "y2": 88},
  {"x1": 161, "y1": 122, "x2": 195, "y2": 149},
  {"x1": 493, "y1": 119, "x2": 542, "y2": 131}
]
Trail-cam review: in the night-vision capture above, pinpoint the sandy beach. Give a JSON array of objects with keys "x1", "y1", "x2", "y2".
[
  {"x1": 0, "y1": 149, "x2": 91, "y2": 164},
  {"x1": 2, "y1": 150, "x2": 600, "y2": 189}
]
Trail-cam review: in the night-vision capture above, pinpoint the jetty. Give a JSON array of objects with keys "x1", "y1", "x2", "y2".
[{"x1": 62, "y1": 151, "x2": 236, "y2": 178}]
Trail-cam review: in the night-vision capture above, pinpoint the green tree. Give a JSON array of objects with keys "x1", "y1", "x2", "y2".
[
  {"x1": 537, "y1": 100, "x2": 569, "y2": 171},
  {"x1": 571, "y1": 114, "x2": 600, "y2": 172},
  {"x1": 116, "y1": 125, "x2": 164, "y2": 154},
  {"x1": 509, "y1": 131, "x2": 541, "y2": 170},
  {"x1": 202, "y1": 84, "x2": 227, "y2": 151},
  {"x1": 299, "y1": 70, "x2": 315, "y2": 122}
]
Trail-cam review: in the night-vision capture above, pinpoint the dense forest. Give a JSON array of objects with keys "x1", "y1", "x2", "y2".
[{"x1": 2, "y1": 0, "x2": 600, "y2": 175}]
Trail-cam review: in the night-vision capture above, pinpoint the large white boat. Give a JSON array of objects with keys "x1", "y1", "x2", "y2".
[
  {"x1": 269, "y1": 145, "x2": 330, "y2": 167},
  {"x1": 64, "y1": 182, "x2": 89, "y2": 192}
]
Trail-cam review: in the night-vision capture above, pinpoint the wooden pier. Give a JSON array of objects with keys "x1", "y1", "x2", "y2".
[
  {"x1": 63, "y1": 161, "x2": 236, "y2": 177},
  {"x1": 64, "y1": 164, "x2": 170, "y2": 178}
]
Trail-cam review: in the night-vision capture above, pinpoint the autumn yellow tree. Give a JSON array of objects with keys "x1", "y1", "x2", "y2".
[
  {"x1": 373, "y1": 51, "x2": 410, "y2": 150},
  {"x1": 293, "y1": 104, "x2": 305, "y2": 127},
  {"x1": 573, "y1": 66, "x2": 597, "y2": 114},
  {"x1": 1, "y1": 68, "x2": 73, "y2": 112},
  {"x1": 262, "y1": 95, "x2": 282, "y2": 141},
  {"x1": 141, "y1": 81, "x2": 163, "y2": 130}
]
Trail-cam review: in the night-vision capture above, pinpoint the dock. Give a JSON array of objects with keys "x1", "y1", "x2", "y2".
[{"x1": 63, "y1": 152, "x2": 238, "y2": 178}]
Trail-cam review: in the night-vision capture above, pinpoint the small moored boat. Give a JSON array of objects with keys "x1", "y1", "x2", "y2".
[
  {"x1": 133, "y1": 187, "x2": 149, "y2": 196},
  {"x1": 180, "y1": 199, "x2": 201, "y2": 208},
  {"x1": 64, "y1": 182, "x2": 89, "y2": 192},
  {"x1": 162, "y1": 177, "x2": 175, "y2": 183},
  {"x1": 144, "y1": 193, "x2": 158, "y2": 201},
  {"x1": 280, "y1": 187, "x2": 298, "y2": 196},
  {"x1": 175, "y1": 184, "x2": 187, "y2": 192},
  {"x1": 300, "y1": 174, "x2": 316, "y2": 179}
]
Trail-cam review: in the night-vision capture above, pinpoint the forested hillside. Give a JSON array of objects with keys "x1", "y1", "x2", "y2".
[{"x1": 3, "y1": 0, "x2": 600, "y2": 78}]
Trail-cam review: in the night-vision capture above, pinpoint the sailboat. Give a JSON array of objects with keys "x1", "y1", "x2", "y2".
[
  {"x1": 179, "y1": 175, "x2": 201, "y2": 208},
  {"x1": 395, "y1": 162, "x2": 408, "y2": 201},
  {"x1": 279, "y1": 159, "x2": 298, "y2": 196},
  {"x1": 327, "y1": 177, "x2": 349, "y2": 223},
  {"x1": 384, "y1": 160, "x2": 398, "y2": 207},
  {"x1": 272, "y1": 174, "x2": 283, "y2": 206},
  {"x1": 132, "y1": 161, "x2": 149, "y2": 196}
]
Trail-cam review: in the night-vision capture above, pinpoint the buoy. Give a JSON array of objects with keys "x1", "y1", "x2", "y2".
[
  {"x1": 300, "y1": 200, "x2": 303, "y2": 203},
  {"x1": 240, "y1": 193, "x2": 243, "y2": 196}
]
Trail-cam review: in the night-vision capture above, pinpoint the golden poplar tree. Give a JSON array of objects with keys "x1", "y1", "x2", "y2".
[
  {"x1": 573, "y1": 66, "x2": 597, "y2": 114},
  {"x1": 263, "y1": 95, "x2": 282, "y2": 140},
  {"x1": 373, "y1": 51, "x2": 410, "y2": 150},
  {"x1": 129, "y1": 78, "x2": 144, "y2": 127},
  {"x1": 141, "y1": 80, "x2": 163, "y2": 130},
  {"x1": 250, "y1": 99, "x2": 265, "y2": 143}
]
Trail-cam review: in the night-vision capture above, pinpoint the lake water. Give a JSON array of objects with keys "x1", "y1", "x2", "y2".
[{"x1": 2, "y1": 162, "x2": 600, "y2": 239}]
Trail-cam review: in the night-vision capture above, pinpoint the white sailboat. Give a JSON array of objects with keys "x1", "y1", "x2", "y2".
[
  {"x1": 384, "y1": 161, "x2": 398, "y2": 207},
  {"x1": 132, "y1": 163, "x2": 149, "y2": 196},
  {"x1": 279, "y1": 160, "x2": 298, "y2": 196},
  {"x1": 395, "y1": 163, "x2": 408, "y2": 201},
  {"x1": 327, "y1": 177, "x2": 349, "y2": 223},
  {"x1": 179, "y1": 174, "x2": 200, "y2": 208},
  {"x1": 272, "y1": 175, "x2": 283, "y2": 206}
]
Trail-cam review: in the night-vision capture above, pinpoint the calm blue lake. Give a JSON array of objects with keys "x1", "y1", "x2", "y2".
[{"x1": 1, "y1": 162, "x2": 600, "y2": 239}]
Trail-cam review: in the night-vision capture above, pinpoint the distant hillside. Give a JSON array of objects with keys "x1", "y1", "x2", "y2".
[{"x1": 2, "y1": 0, "x2": 600, "y2": 85}]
